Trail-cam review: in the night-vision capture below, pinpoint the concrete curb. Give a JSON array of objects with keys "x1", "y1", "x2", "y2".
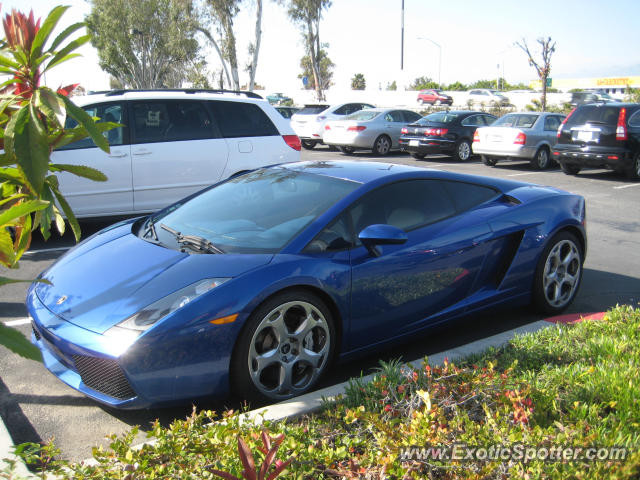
[{"x1": 1, "y1": 316, "x2": 592, "y2": 474}]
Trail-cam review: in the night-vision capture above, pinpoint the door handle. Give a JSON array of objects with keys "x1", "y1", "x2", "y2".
[
  {"x1": 108, "y1": 152, "x2": 128, "y2": 158},
  {"x1": 132, "y1": 149, "x2": 152, "y2": 156}
]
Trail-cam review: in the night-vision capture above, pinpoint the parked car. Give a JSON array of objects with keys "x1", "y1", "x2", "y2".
[
  {"x1": 266, "y1": 92, "x2": 292, "y2": 105},
  {"x1": 291, "y1": 102, "x2": 375, "y2": 149},
  {"x1": 468, "y1": 89, "x2": 510, "y2": 106},
  {"x1": 553, "y1": 103, "x2": 640, "y2": 179},
  {"x1": 275, "y1": 106, "x2": 299, "y2": 119},
  {"x1": 399, "y1": 110, "x2": 497, "y2": 161},
  {"x1": 417, "y1": 89, "x2": 453, "y2": 106},
  {"x1": 473, "y1": 112, "x2": 566, "y2": 169},
  {"x1": 569, "y1": 91, "x2": 620, "y2": 107},
  {"x1": 323, "y1": 108, "x2": 422, "y2": 155},
  {"x1": 28, "y1": 160, "x2": 586, "y2": 408},
  {"x1": 55, "y1": 89, "x2": 300, "y2": 218}
]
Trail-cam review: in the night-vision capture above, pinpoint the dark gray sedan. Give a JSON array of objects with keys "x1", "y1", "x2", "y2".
[{"x1": 473, "y1": 112, "x2": 566, "y2": 169}]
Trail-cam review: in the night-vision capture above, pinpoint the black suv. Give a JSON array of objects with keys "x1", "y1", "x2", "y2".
[{"x1": 553, "y1": 103, "x2": 640, "y2": 179}]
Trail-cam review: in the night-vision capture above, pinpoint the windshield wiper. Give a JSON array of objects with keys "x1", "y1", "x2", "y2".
[
  {"x1": 142, "y1": 216, "x2": 158, "y2": 241},
  {"x1": 159, "y1": 223, "x2": 225, "y2": 254}
]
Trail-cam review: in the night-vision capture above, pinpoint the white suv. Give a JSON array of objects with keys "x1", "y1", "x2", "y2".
[
  {"x1": 56, "y1": 89, "x2": 301, "y2": 217},
  {"x1": 291, "y1": 102, "x2": 375, "y2": 149}
]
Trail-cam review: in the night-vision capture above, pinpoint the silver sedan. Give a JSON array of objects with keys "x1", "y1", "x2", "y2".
[
  {"x1": 323, "y1": 108, "x2": 422, "y2": 156},
  {"x1": 472, "y1": 112, "x2": 566, "y2": 169}
]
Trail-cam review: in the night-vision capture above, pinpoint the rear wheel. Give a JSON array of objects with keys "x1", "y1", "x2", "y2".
[
  {"x1": 338, "y1": 146, "x2": 355, "y2": 154},
  {"x1": 532, "y1": 231, "x2": 583, "y2": 314},
  {"x1": 482, "y1": 155, "x2": 498, "y2": 166},
  {"x1": 410, "y1": 152, "x2": 426, "y2": 160},
  {"x1": 435, "y1": 100, "x2": 442, "y2": 106},
  {"x1": 301, "y1": 140, "x2": 317, "y2": 150},
  {"x1": 373, "y1": 135, "x2": 392, "y2": 156},
  {"x1": 625, "y1": 153, "x2": 640, "y2": 180},
  {"x1": 560, "y1": 163, "x2": 581, "y2": 175},
  {"x1": 453, "y1": 139, "x2": 472, "y2": 162},
  {"x1": 531, "y1": 147, "x2": 551, "y2": 170}
]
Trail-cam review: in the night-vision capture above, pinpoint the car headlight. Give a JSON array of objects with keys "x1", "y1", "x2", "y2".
[{"x1": 104, "y1": 278, "x2": 229, "y2": 342}]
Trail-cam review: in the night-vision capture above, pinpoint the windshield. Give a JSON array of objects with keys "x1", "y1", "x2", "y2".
[
  {"x1": 492, "y1": 113, "x2": 540, "y2": 128},
  {"x1": 346, "y1": 111, "x2": 380, "y2": 121},
  {"x1": 417, "y1": 112, "x2": 459, "y2": 125},
  {"x1": 151, "y1": 168, "x2": 360, "y2": 254}
]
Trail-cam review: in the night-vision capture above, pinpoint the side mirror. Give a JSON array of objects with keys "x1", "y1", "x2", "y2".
[{"x1": 358, "y1": 224, "x2": 408, "y2": 257}]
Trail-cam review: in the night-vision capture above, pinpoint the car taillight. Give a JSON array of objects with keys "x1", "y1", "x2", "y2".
[
  {"x1": 514, "y1": 132, "x2": 526, "y2": 145},
  {"x1": 473, "y1": 131, "x2": 480, "y2": 143},
  {"x1": 557, "y1": 108, "x2": 575, "y2": 138},
  {"x1": 324, "y1": 125, "x2": 331, "y2": 130},
  {"x1": 401, "y1": 127, "x2": 408, "y2": 134},
  {"x1": 347, "y1": 126, "x2": 366, "y2": 132},
  {"x1": 424, "y1": 128, "x2": 448, "y2": 136},
  {"x1": 282, "y1": 135, "x2": 301, "y2": 151},
  {"x1": 616, "y1": 108, "x2": 627, "y2": 140}
]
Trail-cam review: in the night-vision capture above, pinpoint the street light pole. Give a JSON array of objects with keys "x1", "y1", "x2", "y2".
[
  {"x1": 417, "y1": 36, "x2": 441, "y2": 87},
  {"x1": 130, "y1": 28, "x2": 146, "y2": 88}
]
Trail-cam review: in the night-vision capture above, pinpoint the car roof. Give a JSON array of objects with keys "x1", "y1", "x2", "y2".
[{"x1": 74, "y1": 89, "x2": 265, "y2": 107}]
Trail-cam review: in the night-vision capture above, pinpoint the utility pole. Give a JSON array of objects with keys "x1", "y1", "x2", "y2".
[{"x1": 400, "y1": 0, "x2": 404, "y2": 70}]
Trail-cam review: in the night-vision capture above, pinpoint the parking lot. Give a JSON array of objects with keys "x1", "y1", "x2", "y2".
[{"x1": 1, "y1": 147, "x2": 640, "y2": 462}]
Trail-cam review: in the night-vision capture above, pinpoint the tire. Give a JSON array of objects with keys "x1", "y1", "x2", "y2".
[
  {"x1": 435, "y1": 100, "x2": 442, "y2": 106},
  {"x1": 532, "y1": 231, "x2": 583, "y2": 315},
  {"x1": 560, "y1": 162, "x2": 581, "y2": 175},
  {"x1": 301, "y1": 140, "x2": 317, "y2": 150},
  {"x1": 530, "y1": 147, "x2": 551, "y2": 170},
  {"x1": 482, "y1": 155, "x2": 498, "y2": 166},
  {"x1": 231, "y1": 290, "x2": 335, "y2": 403},
  {"x1": 410, "y1": 152, "x2": 426, "y2": 160},
  {"x1": 338, "y1": 146, "x2": 355, "y2": 154},
  {"x1": 625, "y1": 153, "x2": 640, "y2": 180},
  {"x1": 453, "y1": 139, "x2": 472, "y2": 162},
  {"x1": 372, "y1": 135, "x2": 392, "y2": 156}
]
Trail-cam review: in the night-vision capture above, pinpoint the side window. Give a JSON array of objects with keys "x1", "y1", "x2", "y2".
[
  {"x1": 629, "y1": 110, "x2": 640, "y2": 128},
  {"x1": 462, "y1": 115, "x2": 483, "y2": 126},
  {"x1": 403, "y1": 111, "x2": 422, "y2": 123},
  {"x1": 386, "y1": 110, "x2": 405, "y2": 122},
  {"x1": 58, "y1": 102, "x2": 125, "y2": 151},
  {"x1": 304, "y1": 213, "x2": 353, "y2": 253},
  {"x1": 441, "y1": 181, "x2": 498, "y2": 213},
  {"x1": 209, "y1": 101, "x2": 279, "y2": 138},
  {"x1": 483, "y1": 115, "x2": 497, "y2": 125},
  {"x1": 131, "y1": 100, "x2": 216, "y2": 144},
  {"x1": 349, "y1": 180, "x2": 456, "y2": 237},
  {"x1": 544, "y1": 116, "x2": 561, "y2": 131},
  {"x1": 333, "y1": 104, "x2": 349, "y2": 115}
]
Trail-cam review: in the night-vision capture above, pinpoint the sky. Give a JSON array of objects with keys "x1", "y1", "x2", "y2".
[{"x1": 3, "y1": 0, "x2": 640, "y2": 92}]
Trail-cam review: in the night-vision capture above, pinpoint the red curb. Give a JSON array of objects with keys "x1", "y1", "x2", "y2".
[{"x1": 544, "y1": 312, "x2": 606, "y2": 324}]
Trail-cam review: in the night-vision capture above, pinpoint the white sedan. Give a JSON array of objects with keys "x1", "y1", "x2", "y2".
[{"x1": 323, "y1": 108, "x2": 422, "y2": 156}]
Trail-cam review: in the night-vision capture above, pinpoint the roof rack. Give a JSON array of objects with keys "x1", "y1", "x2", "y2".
[{"x1": 87, "y1": 88, "x2": 263, "y2": 99}]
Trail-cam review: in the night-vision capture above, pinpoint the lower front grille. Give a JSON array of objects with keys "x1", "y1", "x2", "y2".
[
  {"x1": 31, "y1": 322, "x2": 41, "y2": 341},
  {"x1": 73, "y1": 355, "x2": 136, "y2": 400}
]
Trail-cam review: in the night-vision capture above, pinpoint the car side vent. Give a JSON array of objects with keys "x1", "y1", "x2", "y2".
[
  {"x1": 73, "y1": 355, "x2": 136, "y2": 400},
  {"x1": 492, "y1": 231, "x2": 525, "y2": 287},
  {"x1": 500, "y1": 194, "x2": 521, "y2": 206}
]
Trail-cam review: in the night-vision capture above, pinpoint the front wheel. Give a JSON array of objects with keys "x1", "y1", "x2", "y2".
[
  {"x1": 560, "y1": 162, "x2": 581, "y2": 175},
  {"x1": 532, "y1": 231, "x2": 583, "y2": 314},
  {"x1": 301, "y1": 140, "x2": 317, "y2": 150},
  {"x1": 453, "y1": 139, "x2": 472, "y2": 162},
  {"x1": 482, "y1": 155, "x2": 498, "y2": 166},
  {"x1": 373, "y1": 135, "x2": 392, "y2": 156},
  {"x1": 338, "y1": 146, "x2": 355, "y2": 154},
  {"x1": 231, "y1": 291, "x2": 335, "y2": 403},
  {"x1": 531, "y1": 147, "x2": 551, "y2": 170}
]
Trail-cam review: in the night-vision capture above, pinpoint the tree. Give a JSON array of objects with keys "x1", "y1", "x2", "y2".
[
  {"x1": 445, "y1": 81, "x2": 467, "y2": 91},
  {"x1": 351, "y1": 73, "x2": 365, "y2": 90},
  {"x1": 516, "y1": 36, "x2": 556, "y2": 111},
  {"x1": 0, "y1": 6, "x2": 115, "y2": 359},
  {"x1": 468, "y1": 79, "x2": 496, "y2": 89},
  {"x1": 86, "y1": 0, "x2": 201, "y2": 88},
  {"x1": 386, "y1": 80, "x2": 397, "y2": 91},
  {"x1": 283, "y1": 0, "x2": 332, "y2": 101},
  {"x1": 410, "y1": 76, "x2": 439, "y2": 90},
  {"x1": 298, "y1": 48, "x2": 333, "y2": 92}
]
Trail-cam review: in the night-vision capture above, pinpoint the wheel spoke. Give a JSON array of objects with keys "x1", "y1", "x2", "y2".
[{"x1": 276, "y1": 363, "x2": 294, "y2": 395}]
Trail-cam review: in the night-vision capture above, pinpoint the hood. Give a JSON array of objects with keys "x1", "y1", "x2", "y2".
[{"x1": 35, "y1": 222, "x2": 273, "y2": 334}]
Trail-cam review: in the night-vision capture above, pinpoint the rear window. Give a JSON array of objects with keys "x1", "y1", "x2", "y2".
[
  {"x1": 418, "y1": 112, "x2": 459, "y2": 125},
  {"x1": 209, "y1": 101, "x2": 279, "y2": 138},
  {"x1": 566, "y1": 105, "x2": 622, "y2": 128},
  {"x1": 297, "y1": 105, "x2": 329, "y2": 115},
  {"x1": 493, "y1": 114, "x2": 539, "y2": 128},
  {"x1": 347, "y1": 111, "x2": 380, "y2": 121}
]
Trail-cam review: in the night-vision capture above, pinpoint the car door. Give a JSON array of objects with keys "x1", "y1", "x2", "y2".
[
  {"x1": 383, "y1": 110, "x2": 409, "y2": 147},
  {"x1": 129, "y1": 99, "x2": 229, "y2": 213},
  {"x1": 347, "y1": 179, "x2": 495, "y2": 350},
  {"x1": 52, "y1": 102, "x2": 132, "y2": 217}
]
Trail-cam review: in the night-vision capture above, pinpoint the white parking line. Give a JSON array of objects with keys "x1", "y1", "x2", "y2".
[
  {"x1": 4, "y1": 318, "x2": 31, "y2": 327},
  {"x1": 22, "y1": 246, "x2": 71, "y2": 256},
  {"x1": 613, "y1": 183, "x2": 640, "y2": 190},
  {"x1": 507, "y1": 172, "x2": 538, "y2": 177}
]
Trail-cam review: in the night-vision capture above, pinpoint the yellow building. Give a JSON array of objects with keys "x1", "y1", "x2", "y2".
[{"x1": 530, "y1": 75, "x2": 640, "y2": 94}]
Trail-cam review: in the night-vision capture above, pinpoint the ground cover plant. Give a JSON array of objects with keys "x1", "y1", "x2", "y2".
[{"x1": 3, "y1": 305, "x2": 639, "y2": 479}]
